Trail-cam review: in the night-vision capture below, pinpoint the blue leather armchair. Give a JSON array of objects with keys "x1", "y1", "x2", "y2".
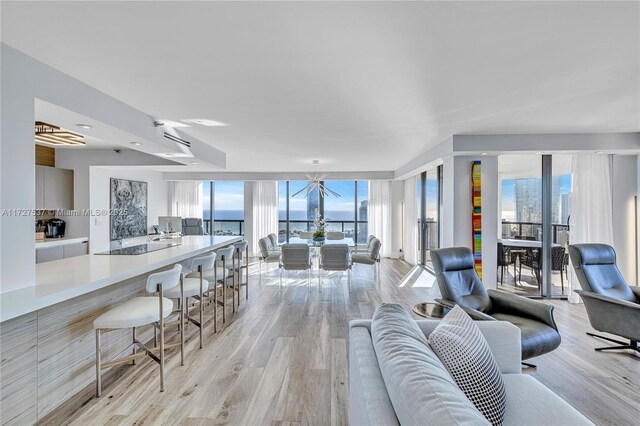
[{"x1": 568, "y1": 243, "x2": 640, "y2": 353}]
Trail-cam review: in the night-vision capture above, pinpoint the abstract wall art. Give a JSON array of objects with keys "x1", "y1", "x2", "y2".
[
  {"x1": 110, "y1": 178, "x2": 148, "y2": 240},
  {"x1": 471, "y1": 161, "x2": 482, "y2": 279}
]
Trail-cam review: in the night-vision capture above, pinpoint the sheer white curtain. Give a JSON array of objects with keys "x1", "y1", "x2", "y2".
[
  {"x1": 403, "y1": 176, "x2": 418, "y2": 265},
  {"x1": 169, "y1": 181, "x2": 203, "y2": 218},
  {"x1": 369, "y1": 180, "x2": 392, "y2": 257},
  {"x1": 568, "y1": 154, "x2": 614, "y2": 303},
  {"x1": 250, "y1": 181, "x2": 278, "y2": 255}
]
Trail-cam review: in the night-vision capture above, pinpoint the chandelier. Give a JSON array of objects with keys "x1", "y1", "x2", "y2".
[{"x1": 292, "y1": 160, "x2": 340, "y2": 198}]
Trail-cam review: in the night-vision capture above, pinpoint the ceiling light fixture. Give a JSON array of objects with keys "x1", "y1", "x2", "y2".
[
  {"x1": 481, "y1": 152, "x2": 488, "y2": 156},
  {"x1": 596, "y1": 151, "x2": 604, "y2": 154},
  {"x1": 130, "y1": 141, "x2": 142, "y2": 146},
  {"x1": 183, "y1": 119, "x2": 228, "y2": 127},
  {"x1": 156, "y1": 120, "x2": 190, "y2": 128},
  {"x1": 35, "y1": 121, "x2": 85, "y2": 146},
  {"x1": 292, "y1": 160, "x2": 340, "y2": 198},
  {"x1": 75, "y1": 123, "x2": 93, "y2": 129}
]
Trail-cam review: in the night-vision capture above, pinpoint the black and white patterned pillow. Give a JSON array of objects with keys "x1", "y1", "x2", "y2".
[{"x1": 428, "y1": 305, "x2": 507, "y2": 426}]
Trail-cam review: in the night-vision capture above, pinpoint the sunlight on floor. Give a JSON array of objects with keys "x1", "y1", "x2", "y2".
[{"x1": 398, "y1": 266, "x2": 436, "y2": 288}]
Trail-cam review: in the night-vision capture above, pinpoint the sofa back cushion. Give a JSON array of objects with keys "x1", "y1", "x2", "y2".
[
  {"x1": 429, "y1": 305, "x2": 507, "y2": 426},
  {"x1": 371, "y1": 303, "x2": 490, "y2": 426}
]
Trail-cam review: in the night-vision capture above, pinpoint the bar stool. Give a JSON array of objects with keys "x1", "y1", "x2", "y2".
[
  {"x1": 165, "y1": 253, "x2": 216, "y2": 349},
  {"x1": 215, "y1": 245, "x2": 237, "y2": 314},
  {"x1": 233, "y1": 240, "x2": 249, "y2": 304},
  {"x1": 93, "y1": 264, "x2": 183, "y2": 397}
]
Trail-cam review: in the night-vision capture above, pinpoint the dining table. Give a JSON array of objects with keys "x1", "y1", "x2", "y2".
[
  {"x1": 287, "y1": 237, "x2": 356, "y2": 247},
  {"x1": 498, "y1": 239, "x2": 560, "y2": 288}
]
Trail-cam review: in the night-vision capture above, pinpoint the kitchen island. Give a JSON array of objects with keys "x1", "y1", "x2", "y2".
[{"x1": 0, "y1": 235, "x2": 242, "y2": 425}]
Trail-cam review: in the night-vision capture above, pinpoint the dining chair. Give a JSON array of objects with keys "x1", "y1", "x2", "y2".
[
  {"x1": 319, "y1": 244, "x2": 352, "y2": 292},
  {"x1": 497, "y1": 242, "x2": 514, "y2": 285},
  {"x1": 280, "y1": 244, "x2": 312, "y2": 290}
]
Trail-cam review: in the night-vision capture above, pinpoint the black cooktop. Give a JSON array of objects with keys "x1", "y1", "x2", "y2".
[{"x1": 95, "y1": 242, "x2": 181, "y2": 255}]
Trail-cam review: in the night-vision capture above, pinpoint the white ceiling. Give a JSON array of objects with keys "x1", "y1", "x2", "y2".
[{"x1": 2, "y1": 1, "x2": 638, "y2": 172}]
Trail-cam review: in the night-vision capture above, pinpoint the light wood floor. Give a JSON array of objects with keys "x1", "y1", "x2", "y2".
[{"x1": 49, "y1": 259, "x2": 638, "y2": 426}]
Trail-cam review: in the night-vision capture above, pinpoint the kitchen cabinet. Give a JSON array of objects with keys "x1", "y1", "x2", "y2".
[
  {"x1": 63, "y1": 241, "x2": 88, "y2": 258},
  {"x1": 35, "y1": 166, "x2": 74, "y2": 210},
  {"x1": 36, "y1": 246, "x2": 64, "y2": 263},
  {"x1": 36, "y1": 166, "x2": 45, "y2": 209}
]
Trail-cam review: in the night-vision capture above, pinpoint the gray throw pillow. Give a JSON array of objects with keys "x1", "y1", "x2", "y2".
[
  {"x1": 372, "y1": 303, "x2": 490, "y2": 426},
  {"x1": 428, "y1": 305, "x2": 507, "y2": 426}
]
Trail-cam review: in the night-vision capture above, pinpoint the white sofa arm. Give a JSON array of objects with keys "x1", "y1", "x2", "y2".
[{"x1": 416, "y1": 320, "x2": 521, "y2": 374}]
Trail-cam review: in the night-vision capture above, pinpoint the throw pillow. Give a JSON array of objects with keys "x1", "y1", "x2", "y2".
[{"x1": 428, "y1": 305, "x2": 507, "y2": 426}]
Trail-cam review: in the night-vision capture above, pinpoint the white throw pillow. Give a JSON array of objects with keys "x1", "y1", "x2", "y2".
[{"x1": 429, "y1": 305, "x2": 507, "y2": 426}]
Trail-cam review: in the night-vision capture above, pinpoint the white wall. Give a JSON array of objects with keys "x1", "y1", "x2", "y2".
[
  {"x1": 390, "y1": 180, "x2": 404, "y2": 258},
  {"x1": 612, "y1": 155, "x2": 638, "y2": 284},
  {"x1": 55, "y1": 149, "x2": 175, "y2": 240},
  {"x1": 90, "y1": 167, "x2": 168, "y2": 254}
]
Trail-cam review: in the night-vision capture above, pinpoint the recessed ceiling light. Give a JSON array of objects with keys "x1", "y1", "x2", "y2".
[
  {"x1": 75, "y1": 123, "x2": 93, "y2": 129},
  {"x1": 183, "y1": 119, "x2": 228, "y2": 127},
  {"x1": 596, "y1": 151, "x2": 604, "y2": 154},
  {"x1": 481, "y1": 152, "x2": 488, "y2": 156},
  {"x1": 130, "y1": 141, "x2": 142, "y2": 146},
  {"x1": 157, "y1": 120, "x2": 190, "y2": 128}
]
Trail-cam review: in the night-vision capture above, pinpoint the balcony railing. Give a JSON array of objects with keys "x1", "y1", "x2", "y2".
[
  {"x1": 203, "y1": 219, "x2": 244, "y2": 236},
  {"x1": 501, "y1": 221, "x2": 570, "y2": 245}
]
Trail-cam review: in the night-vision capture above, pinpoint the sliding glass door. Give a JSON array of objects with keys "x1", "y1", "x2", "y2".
[{"x1": 498, "y1": 155, "x2": 571, "y2": 299}]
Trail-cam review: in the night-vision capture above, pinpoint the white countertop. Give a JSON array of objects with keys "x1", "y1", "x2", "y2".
[
  {"x1": 35, "y1": 236, "x2": 89, "y2": 249},
  {"x1": 1, "y1": 235, "x2": 242, "y2": 322}
]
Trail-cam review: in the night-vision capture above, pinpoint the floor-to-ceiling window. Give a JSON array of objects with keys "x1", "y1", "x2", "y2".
[
  {"x1": 201, "y1": 181, "x2": 245, "y2": 236},
  {"x1": 416, "y1": 168, "x2": 440, "y2": 269},
  {"x1": 425, "y1": 168, "x2": 440, "y2": 269},
  {"x1": 278, "y1": 180, "x2": 368, "y2": 243},
  {"x1": 357, "y1": 181, "x2": 368, "y2": 242}
]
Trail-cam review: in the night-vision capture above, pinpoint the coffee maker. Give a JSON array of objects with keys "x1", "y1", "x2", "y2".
[{"x1": 46, "y1": 218, "x2": 66, "y2": 238}]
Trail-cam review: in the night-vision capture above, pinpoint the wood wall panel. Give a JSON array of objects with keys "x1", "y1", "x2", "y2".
[
  {"x1": 0, "y1": 312, "x2": 38, "y2": 425},
  {"x1": 36, "y1": 273, "x2": 155, "y2": 419},
  {"x1": 35, "y1": 145, "x2": 55, "y2": 167}
]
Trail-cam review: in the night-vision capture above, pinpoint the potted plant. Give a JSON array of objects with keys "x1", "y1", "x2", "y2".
[{"x1": 313, "y1": 208, "x2": 326, "y2": 241}]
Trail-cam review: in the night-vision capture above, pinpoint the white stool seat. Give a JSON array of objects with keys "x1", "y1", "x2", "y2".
[
  {"x1": 164, "y1": 277, "x2": 209, "y2": 298},
  {"x1": 94, "y1": 297, "x2": 173, "y2": 329}
]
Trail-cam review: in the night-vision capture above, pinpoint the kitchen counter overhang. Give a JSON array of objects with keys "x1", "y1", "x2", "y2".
[{"x1": 1, "y1": 235, "x2": 242, "y2": 322}]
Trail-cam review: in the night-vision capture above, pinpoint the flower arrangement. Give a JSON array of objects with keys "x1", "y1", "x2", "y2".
[{"x1": 313, "y1": 208, "x2": 326, "y2": 238}]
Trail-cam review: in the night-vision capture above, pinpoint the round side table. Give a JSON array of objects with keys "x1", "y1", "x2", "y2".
[{"x1": 412, "y1": 301, "x2": 449, "y2": 319}]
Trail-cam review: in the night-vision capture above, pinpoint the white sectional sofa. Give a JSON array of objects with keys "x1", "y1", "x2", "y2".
[{"x1": 349, "y1": 318, "x2": 593, "y2": 425}]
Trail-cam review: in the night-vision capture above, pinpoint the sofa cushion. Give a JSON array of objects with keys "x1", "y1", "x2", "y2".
[
  {"x1": 502, "y1": 374, "x2": 594, "y2": 425},
  {"x1": 429, "y1": 306, "x2": 506, "y2": 426},
  {"x1": 371, "y1": 303, "x2": 490, "y2": 426}
]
